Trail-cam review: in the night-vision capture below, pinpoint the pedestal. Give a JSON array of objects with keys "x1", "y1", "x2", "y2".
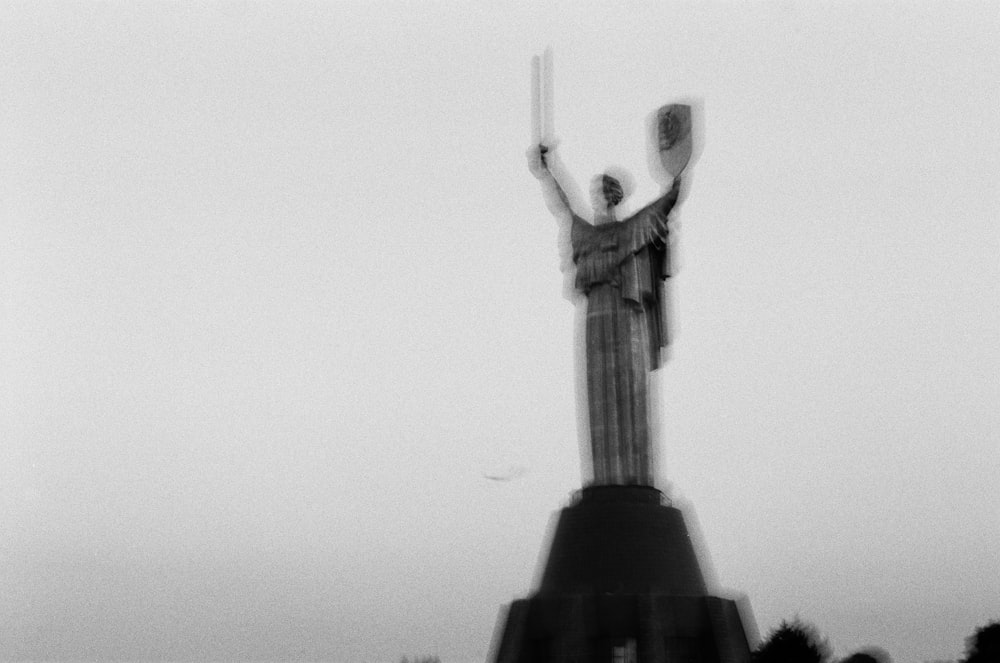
[{"x1": 491, "y1": 485, "x2": 752, "y2": 663}]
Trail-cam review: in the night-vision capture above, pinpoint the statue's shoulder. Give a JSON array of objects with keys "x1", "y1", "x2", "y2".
[
  {"x1": 570, "y1": 213, "x2": 593, "y2": 237},
  {"x1": 616, "y1": 205, "x2": 668, "y2": 255},
  {"x1": 571, "y1": 214, "x2": 607, "y2": 257}
]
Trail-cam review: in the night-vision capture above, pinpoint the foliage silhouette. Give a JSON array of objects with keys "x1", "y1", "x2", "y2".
[
  {"x1": 963, "y1": 620, "x2": 1000, "y2": 663},
  {"x1": 840, "y1": 654, "x2": 878, "y2": 663},
  {"x1": 753, "y1": 618, "x2": 831, "y2": 663},
  {"x1": 840, "y1": 648, "x2": 890, "y2": 663}
]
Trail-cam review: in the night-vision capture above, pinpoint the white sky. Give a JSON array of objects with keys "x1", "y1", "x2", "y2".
[{"x1": 2, "y1": 3, "x2": 998, "y2": 663}]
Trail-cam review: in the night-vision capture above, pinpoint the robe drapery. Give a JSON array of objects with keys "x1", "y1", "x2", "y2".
[{"x1": 571, "y1": 191, "x2": 676, "y2": 486}]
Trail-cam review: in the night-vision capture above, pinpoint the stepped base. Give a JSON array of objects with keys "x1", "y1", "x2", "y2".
[
  {"x1": 494, "y1": 593, "x2": 750, "y2": 663},
  {"x1": 491, "y1": 486, "x2": 752, "y2": 663}
]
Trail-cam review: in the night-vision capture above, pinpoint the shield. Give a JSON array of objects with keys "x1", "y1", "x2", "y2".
[{"x1": 656, "y1": 104, "x2": 692, "y2": 177}]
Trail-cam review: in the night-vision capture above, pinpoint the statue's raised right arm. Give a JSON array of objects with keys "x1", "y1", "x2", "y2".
[{"x1": 528, "y1": 143, "x2": 575, "y2": 217}]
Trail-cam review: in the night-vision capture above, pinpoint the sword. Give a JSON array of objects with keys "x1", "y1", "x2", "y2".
[{"x1": 531, "y1": 48, "x2": 554, "y2": 150}]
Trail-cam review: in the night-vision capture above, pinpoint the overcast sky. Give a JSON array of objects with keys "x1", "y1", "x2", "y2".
[{"x1": 2, "y1": 3, "x2": 998, "y2": 663}]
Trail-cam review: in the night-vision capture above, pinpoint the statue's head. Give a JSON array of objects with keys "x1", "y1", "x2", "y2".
[
  {"x1": 601, "y1": 174, "x2": 624, "y2": 207},
  {"x1": 590, "y1": 171, "x2": 628, "y2": 215}
]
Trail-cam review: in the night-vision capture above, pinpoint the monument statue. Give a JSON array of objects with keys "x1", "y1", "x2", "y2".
[
  {"x1": 489, "y1": 55, "x2": 751, "y2": 663},
  {"x1": 527, "y1": 101, "x2": 691, "y2": 487},
  {"x1": 530, "y1": 148, "x2": 680, "y2": 486}
]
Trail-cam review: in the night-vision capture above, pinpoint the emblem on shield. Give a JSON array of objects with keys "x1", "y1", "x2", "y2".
[{"x1": 657, "y1": 104, "x2": 692, "y2": 178}]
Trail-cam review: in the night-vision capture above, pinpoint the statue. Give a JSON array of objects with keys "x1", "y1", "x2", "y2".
[
  {"x1": 529, "y1": 144, "x2": 682, "y2": 486},
  {"x1": 528, "y1": 51, "x2": 694, "y2": 486},
  {"x1": 490, "y1": 58, "x2": 753, "y2": 663}
]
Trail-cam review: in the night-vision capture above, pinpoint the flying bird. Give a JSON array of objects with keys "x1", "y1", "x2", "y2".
[{"x1": 483, "y1": 465, "x2": 528, "y2": 482}]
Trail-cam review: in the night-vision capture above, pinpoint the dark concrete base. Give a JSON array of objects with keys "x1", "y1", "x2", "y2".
[{"x1": 491, "y1": 486, "x2": 752, "y2": 663}]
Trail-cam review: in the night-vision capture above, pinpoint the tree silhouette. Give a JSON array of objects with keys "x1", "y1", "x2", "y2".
[
  {"x1": 840, "y1": 654, "x2": 878, "y2": 663},
  {"x1": 963, "y1": 621, "x2": 1000, "y2": 663},
  {"x1": 753, "y1": 618, "x2": 831, "y2": 663},
  {"x1": 840, "y1": 647, "x2": 890, "y2": 663}
]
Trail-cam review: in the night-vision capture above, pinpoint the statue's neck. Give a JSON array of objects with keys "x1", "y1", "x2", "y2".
[{"x1": 595, "y1": 208, "x2": 617, "y2": 224}]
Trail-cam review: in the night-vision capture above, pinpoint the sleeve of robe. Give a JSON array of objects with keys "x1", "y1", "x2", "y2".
[
  {"x1": 570, "y1": 213, "x2": 596, "y2": 261},
  {"x1": 570, "y1": 213, "x2": 611, "y2": 293},
  {"x1": 617, "y1": 190, "x2": 677, "y2": 350}
]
